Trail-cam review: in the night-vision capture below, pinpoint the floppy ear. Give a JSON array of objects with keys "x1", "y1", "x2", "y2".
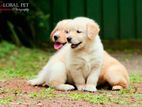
[
  {"x1": 87, "y1": 22, "x2": 100, "y2": 39},
  {"x1": 50, "y1": 27, "x2": 57, "y2": 39}
]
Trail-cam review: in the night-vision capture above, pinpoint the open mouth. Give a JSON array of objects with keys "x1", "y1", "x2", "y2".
[
  {"x1": 71, "y1": 42, "x2": 82, "y2": 49},
  {"x1": 54, "y1": 42, "x2": 67, "y2": 50}
]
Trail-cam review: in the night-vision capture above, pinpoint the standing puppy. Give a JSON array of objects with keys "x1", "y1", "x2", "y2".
[{"x1": 66, "y1": 17, "x2": 104, "y2": 92}]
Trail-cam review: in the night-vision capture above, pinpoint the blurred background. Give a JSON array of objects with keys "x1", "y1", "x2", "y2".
[{"x1": 0, "y1": 0, "x2": 142, "y2": 49}]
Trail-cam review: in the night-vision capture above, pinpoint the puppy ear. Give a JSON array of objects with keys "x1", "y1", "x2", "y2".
[
  {"x1": 50, "y1": 27, "x2": 58, "y2": 41},
  {"x1": 87, "y1": 22, "x2": 100, "y2": 39},
  {"x1": 50, "y1": 27, "x2": 57, "y2": 37}
]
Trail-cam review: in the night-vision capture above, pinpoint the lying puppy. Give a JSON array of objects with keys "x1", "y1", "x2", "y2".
[
  {"x1": 51, "y1": 17, "x2": 129, "y2": 90},
  {"x1": 65, "y1": 17, "x2": 104, "y2": 92}
]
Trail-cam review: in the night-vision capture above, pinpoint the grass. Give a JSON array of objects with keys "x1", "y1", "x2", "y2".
[
  {"x1": 0, "y1": 96, "x2": 14, "y2": 105},
  {"x1": 0, "y1": 41, "x2": 52, "y2": 80},
  {"x1": 27, "y1": 86, "x2": 141, "y2": 105},
  {"x1": 29, "y1": 88, "x2": 55, "y2": 99},
  {"x1": 0, "y1": 86, "x2": 23, "y2": 105},
  {"x1": 0, "y1": 41, "x2": 142, "y2": 106},
  {"x1": 67, "y1": 92, "x2": 110, "y2": 104},
  {"x1": 130, "y1": 73, "x2": 142, "y2": 83}
]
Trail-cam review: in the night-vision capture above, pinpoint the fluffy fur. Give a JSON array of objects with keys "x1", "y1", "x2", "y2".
[
  {"x1": 51, "y1": 17, "x2": 129, "y2": 90},
  {"x1": 28, "y1": 20, "x2": 75, "y2": 91},
  {"x1": 65, "y1": 17, "x2": 104, "y2": 92},
  {"x1": 28, "y1": 17, "x2": 129, "y2": 91}
]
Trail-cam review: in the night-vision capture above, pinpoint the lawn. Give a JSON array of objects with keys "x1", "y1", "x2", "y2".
[{"x1": 0, "y1": 41, "x2": 142, "y2": 106}]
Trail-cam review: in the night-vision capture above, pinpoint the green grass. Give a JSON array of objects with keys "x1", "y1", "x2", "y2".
[
  {"x1": 27, "y1": 87, "x2": 141, "y2": 105},
  {"x1": 29, "y1": 88, "x2": 55, "y2": 99},
  {"x1": 0, "y1": 41, "x2": 52, "y2": 80},
  {"x1": 0, "y1": 96, "x2": 14, "y2": 105},
  {"x1": 130, "y1": 73, "x2": 142, "y2": 83},
  {"x1": 0, "y1": 41, "x2": 142, "y2": 106},
  {"x1": 67, "y1": 92, "x2": 110, "y2": 104}
]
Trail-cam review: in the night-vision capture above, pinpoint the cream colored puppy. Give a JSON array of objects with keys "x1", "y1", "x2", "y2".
[
  {"x1": 65, "y1": 17, "x2": 104, "y2": 92},
  {"x1": 51, "y1": 19, "x2": 72, "y2": 50},
  {"x1": 98, "y1": 51, "x2": 129, "y2": 90},
  {"x1": 29, "y1": 17, "x2": 129, "y2": 91},
  {"x1": 28, "y1": 20, "x2": 75, "y2": 91},
  {"x1": 51, "y1": 17, "x2": 129, "y2": 90},
  {"x1": 28, "y1": 18, "x2": 104, "y2": 92}
]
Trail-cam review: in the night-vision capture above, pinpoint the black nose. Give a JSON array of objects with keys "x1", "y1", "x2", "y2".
[
  {"x1": 67, "y1": 37, "x2": 72, "y2": 43},
  {"x1": 54, "y1": 35, "x2": 59, "y2": 41}
]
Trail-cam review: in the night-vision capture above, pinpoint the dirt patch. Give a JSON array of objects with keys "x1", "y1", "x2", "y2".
[
  {"x1": 0, "y1": 79, "x2": 142, "y2": 107},
  {"x1": 134, "y1": 83, "x2": 142, "y2": 93},
  {"x1": 0, "y1": 79, "x2": 42, "y2": 93}
]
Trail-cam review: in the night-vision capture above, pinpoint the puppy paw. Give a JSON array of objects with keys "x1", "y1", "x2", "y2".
[
  {"x1": 56, "y1": 84, "x2": 75, "y2": 91},
  {"x1": 27, "y1": 79, "x2": 42, "y2": 86},
  {"x1": 84, "y1": 84, "x2": 97, "y2": 92},
  {"x1": 77, "y1": 85, "x2": 86, "y2": 91},
  {"x1": 112, "y1": 85, "x2": 123, "y2": 91}
]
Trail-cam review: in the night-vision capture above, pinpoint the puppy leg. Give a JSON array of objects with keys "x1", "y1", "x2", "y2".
[
  {"x1": 85, "y1": 68, "x2": 101, "y2": 92},
  {"x1": 28, "y1": 64, "x2": 49, "y2": 85},
  {"x1": 70, "y1": 68, "x2": 86, "y2": 91},
  {"x1": 47, "y1": 62, "x2": 75, "y2": 91},
  {"x1": 105, "y1": 65, "x2": 129, "y2": 90}
]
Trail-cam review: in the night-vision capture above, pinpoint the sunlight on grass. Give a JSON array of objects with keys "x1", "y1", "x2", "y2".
[
  {"x1": 0, "y1": 41, "x2": 52, "y2": 80},
  {"x1": 130, "y1": 73, "x2": 142, "y2": 83},
  {"x1": 67, "y1": 93, "x2": 110, "y2": 104},
  {"x1": 0, "y1": 96, "x2": 14, "y2": 105},
  {"x1": 0, "y1": 41, "x2": 16, "y2": 58},
  {"x1": 29, "y1": 88, "x2": 55, "y2": 99}
]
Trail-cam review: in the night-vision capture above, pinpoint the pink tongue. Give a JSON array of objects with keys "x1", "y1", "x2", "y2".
[{"x1": 54, "y1": 42, "x2": 63, "y2": 50}]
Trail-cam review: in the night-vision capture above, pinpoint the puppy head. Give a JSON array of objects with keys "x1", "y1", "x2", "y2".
[
  {"x1": 66, "y1": 17, "x2": 100, "y2": 50},
  {"x1": 50, "y1": 19, "x2": 72, "y2": 50}
]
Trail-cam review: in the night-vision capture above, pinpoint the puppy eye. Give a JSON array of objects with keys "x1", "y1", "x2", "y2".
[
  {"x1": 77, "y1": 30, "x2": 82, "y2": 33},
  {"x1": 65, "y1": 30, "x2": 69, "y2": 34}
]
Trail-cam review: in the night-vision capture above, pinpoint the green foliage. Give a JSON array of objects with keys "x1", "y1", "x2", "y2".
[
  {"x1": 0, "y1": 0, "x2": 50, "y2": 47},
  {"x1": 0, "y1": 41, "x2": 52, "y2": 80},
  {"x1": 29, "y1": 88, "x2": 55, "y2": 99},
  {"x1": 0, "y1": 41, "x2": 16, "y2": 58},
  {"x1": 0, "y1": 96, "x2": 14, "y2": 105},
  {"x1": 130, "y1": 73, "x2": 142, "y2": 83},
  {"x1": 68, "y1": 93, "x2": 110, "y2": 104}
]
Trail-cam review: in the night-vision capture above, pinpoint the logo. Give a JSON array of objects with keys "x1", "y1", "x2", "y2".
[{"x1": 0, "y1": 1, "x2": 29, "y2": 12}]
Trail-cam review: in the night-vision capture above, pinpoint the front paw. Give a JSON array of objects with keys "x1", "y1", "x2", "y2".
[
  {"x1": 84, "y1": 84, "x2": 97, "y2": 92},
  {"x1": 56, "y1": 84, "x2": 75, "y2": 91},
  {"x1": 77, "y1": 85, "x2": 86, "y2": 91},
  {"x1": 27, "y1": 79, "x2": 41, "y2": 86}
]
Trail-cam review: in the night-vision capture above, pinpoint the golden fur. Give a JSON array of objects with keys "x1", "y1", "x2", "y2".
[
  {"x1": 28, "y1": 17, "x2": 129, "y2": 91},
  {"x1": 51, "y1": 17, "x2": 129, "y2": 90}
]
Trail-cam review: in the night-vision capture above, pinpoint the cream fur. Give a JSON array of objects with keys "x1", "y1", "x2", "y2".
[
  {"x1": 28, "y1": 44, "x2": 75, "y2": 91},
  {"x1": 28, "y1": 17, "x2": 129, "y2": 91},
  {"x1": 64, "y1": 17, "x2": 104, "y2": 92}
]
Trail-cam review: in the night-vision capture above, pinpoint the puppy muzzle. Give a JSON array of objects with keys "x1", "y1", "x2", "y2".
[
  {"x1": 67, "y1": 37, "x2": 72, "y2": 43},
  {"x1": 54, "y1": 35, "x2": 59, "y2": 41}
]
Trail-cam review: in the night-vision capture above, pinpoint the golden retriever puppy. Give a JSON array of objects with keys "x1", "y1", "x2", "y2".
[
  {"x1": 51, "y1": 17, "x2": 129, "y2": 90},
  {"x1": 98, "y1": 51, "x2": 129, "y2": 90},
  {"x1": 28, "y1": 18, "x2": 104, "y2": 92},
  {"x1": 51, "y1": 19, "x2": 72, "y2": 50},
  {"x1": 28, "y1": 20, "x2": 75, "y2": 91},
  {"x1": 65, "y1": 17, "x2": 104, "y2": 92}
]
